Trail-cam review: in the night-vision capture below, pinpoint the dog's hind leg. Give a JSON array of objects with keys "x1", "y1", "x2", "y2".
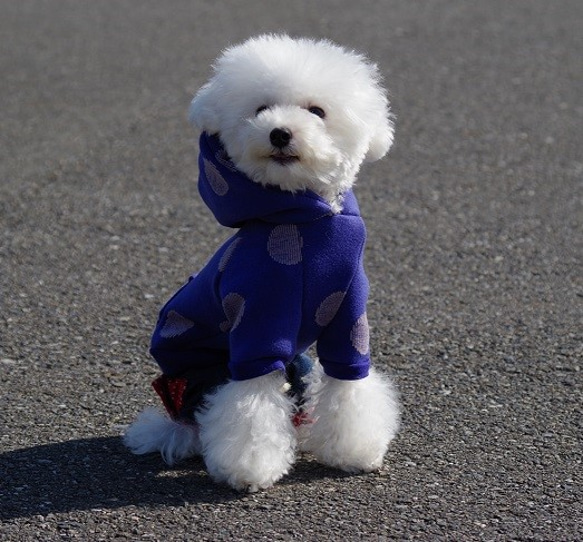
[{"x1": 123, "y1": 408, "x2": 201, "y2": 465}]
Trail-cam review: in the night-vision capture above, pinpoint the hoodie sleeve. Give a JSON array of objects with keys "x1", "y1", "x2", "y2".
[
  {"x1": 316, "y1": 264, "x2": 371, "y2": 380},
  {"x1": 217, "y1": 227, "x2": 304, "y2": 381}
]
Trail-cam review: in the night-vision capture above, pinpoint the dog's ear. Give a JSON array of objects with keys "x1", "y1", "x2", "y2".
[
  {"x1": 364, "y1": 115, "x2": 395, "y2": 162},
  {"x1": 188, "y1": 81, "x2": 221, "y2": 134}
]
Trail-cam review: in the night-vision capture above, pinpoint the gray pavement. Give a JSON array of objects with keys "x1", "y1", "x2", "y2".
[{"x1": 1, "y1": 1, "x2": 581, "y2": 540}]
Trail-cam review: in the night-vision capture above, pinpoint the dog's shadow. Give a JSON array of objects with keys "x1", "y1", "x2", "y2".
[
  {"x1": 0, "y1": 436, "x2": 217, "y2": 520},
  {"x1": 0, "y1": 436, "x2": 351, "y2": 520}
]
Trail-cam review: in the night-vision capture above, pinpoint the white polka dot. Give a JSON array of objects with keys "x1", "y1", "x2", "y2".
[
  {"x1": 220, "y1": 293, "x2": 246, "y2": 332},
  {"x1": 315, "y1": 291, "x2": 346, "y2": 326},
  {"x1": 267, "y1": 224, "x2": 302, "y2": 265},
  {"x1": 218, "y1": 238, "x2": 242, "y2": 272},
  {"x1": 350, "y1": 313, "x2": 369, "y2": 355},
  {"x1": 160, "y1": 310, "x2": 195, "y2": 338},
  {"x1": 203, "y1": 158, "x2": 229, "y2": 196}
]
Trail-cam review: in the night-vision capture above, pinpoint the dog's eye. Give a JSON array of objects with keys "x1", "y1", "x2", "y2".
[
  {"x1": 308, "y1": 106, "x2": 326, "y2": 119},
  {"x1": 255, "y1": 105, "x2": 269, "y2": 115}
]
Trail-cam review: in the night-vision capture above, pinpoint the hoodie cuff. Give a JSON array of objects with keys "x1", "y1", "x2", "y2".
[
  {"x1": 319, "y1": 357, "x2": 370, "y2": 380},
  {"x1": 229, "y1": 359, "x2": 287, "y2": 381}
]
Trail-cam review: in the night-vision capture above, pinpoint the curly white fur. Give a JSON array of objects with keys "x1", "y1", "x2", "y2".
[
  {"x1": 123, "y1": 407, "x2": 201, "y2": 465},
  {"x1": 196, "y1": 372, "x2": 297, "y2": 492},
  {"x1": 299, "y1": 363, "x2": 400, "y2": 472}
]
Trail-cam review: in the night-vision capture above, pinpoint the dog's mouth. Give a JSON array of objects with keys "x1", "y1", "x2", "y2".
[{"x1": 270, "y1": 152, "x2": 299, "y2": 166}]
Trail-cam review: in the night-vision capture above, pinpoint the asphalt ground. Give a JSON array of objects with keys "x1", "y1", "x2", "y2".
[{"x1": 1, "y1": 1, "x2": 581, "y2": 540}]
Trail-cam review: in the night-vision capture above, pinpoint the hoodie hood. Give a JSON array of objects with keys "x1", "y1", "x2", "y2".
[{"x1": 198, "y1": 133, "x2": 360, "y2": 227}]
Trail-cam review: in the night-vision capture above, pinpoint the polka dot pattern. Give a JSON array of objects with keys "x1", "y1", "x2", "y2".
[
  {"x1": 215, "y1": 149, "x2": 238, "y2": 171},
  {"x1": 218, "y1": 237, "x2": 242, "y2": 272},
  {"x1": 350, "y1": 313, "x2": 369, "y2": 355},
  {"x1": 315, "y1": 291, "x2": 346, "y2": 326},
  {"x1": 160, "y1": 310, "x2": 195, "y2": 338},
  {"x1": 220, "y1": 292, "x2": 246, "y2": 332},
  {"x1": 203, "y1": 158, "x2": 229, "y2": 196},
  {"x1": 267, "y1": 224, "x2": 303, "y2": 265}
]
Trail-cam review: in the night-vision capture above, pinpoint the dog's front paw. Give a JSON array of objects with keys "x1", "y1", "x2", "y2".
[
  {"x1": 196, "y1": 372, "x2": 297, "y2": 491},
  {"x1": 301, "y1": 367, "x2": 400, "y2": 473}
]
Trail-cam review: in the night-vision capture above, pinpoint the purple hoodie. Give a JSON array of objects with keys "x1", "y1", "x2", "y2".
[{"x1": 150, "y1": 133, "x2": 371, "y2": 383}]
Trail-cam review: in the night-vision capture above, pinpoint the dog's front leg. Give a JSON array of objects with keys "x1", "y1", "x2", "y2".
[
  {"x1": 196, "y1": 371, "x2": 297, "y2": 492},
  {"x1": 300, "y1": 365, "x2": 400, "y2": 472}
]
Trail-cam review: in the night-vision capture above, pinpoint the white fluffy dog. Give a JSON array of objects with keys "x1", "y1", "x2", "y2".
[{"x1": 124, "y1": 34, "x2": 400, "y2": 492}]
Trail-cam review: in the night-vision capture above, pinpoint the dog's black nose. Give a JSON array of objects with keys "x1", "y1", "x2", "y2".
[{"x1": 270, "y1": 127, "x2": 292, "y2": 149}]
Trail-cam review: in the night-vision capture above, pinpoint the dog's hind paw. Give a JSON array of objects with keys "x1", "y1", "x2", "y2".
[{"x1": 123, "y1": 408, "x2": 201, "y2": 465}]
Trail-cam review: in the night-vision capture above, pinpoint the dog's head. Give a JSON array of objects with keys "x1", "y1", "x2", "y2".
[{"x1": 189, "y1": 34, "x2": 393, "y2": 210}]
